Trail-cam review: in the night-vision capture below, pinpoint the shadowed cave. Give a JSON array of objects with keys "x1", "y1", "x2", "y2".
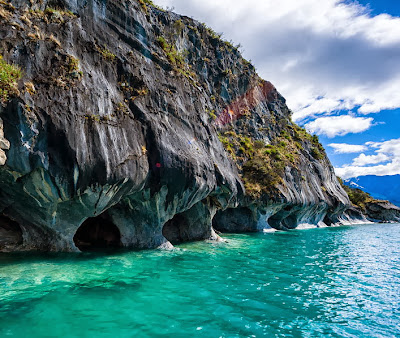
[
  {"x1": 268, "y1": 209, "x2": 297, "y2": 230},
  {"x1": 162, "y1": 213, "x2": 189, "y2": 245},
  {"x1": 0, "y1": 215, "x2": 23, "y2": 249},
  {"x1": 73, "y1": 213, "x2": 122, "y2": 251},
  {"x1": 213, "y1": 207, "x2": 257, "y2": 233}
]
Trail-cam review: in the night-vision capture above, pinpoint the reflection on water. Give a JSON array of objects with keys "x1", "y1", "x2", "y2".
[{"x1": 1, "y1": 223, "x2": 400, "y2": 337}]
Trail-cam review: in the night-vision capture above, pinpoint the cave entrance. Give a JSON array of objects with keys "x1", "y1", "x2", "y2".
[
  {"x1": 213, "y1": 207, "x2": 256, "y2": 233},
  {"x1": 162, "y1": 213, "x2": 188, "y2": 245},
  {"x1": 268, "y1": 209, "x2": 298, "y2": 230},
  {"x1": 73, "y1": 213, "x2": 121, "y2": 252},
  {"x1": 0, "y1": 215, "x2": 23, "y2": 249},
  {"x1": 323, "y1": 215, "x2": 333, "y2": 226}
]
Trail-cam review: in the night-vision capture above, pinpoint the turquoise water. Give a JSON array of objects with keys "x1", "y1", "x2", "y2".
[{"x1": 1, "y1": 224, "x2": 400, "y2": 337}]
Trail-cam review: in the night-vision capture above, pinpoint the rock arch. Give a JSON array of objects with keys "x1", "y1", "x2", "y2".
[
  {"x1": 73, "y1": 212, "x2": 122, "y2": 251},
  {"x1": 212, "y1": 207, "x2": 257, "y2": 233},
  {"x1": 162, "y1": 213, "x2": 191, "y2": 244},
  {"x1": 268, "y1": 207, "x2": 298, "y2": 230},
  {"x1": 162, "y1": 201, "x2": 219, "y2": 245}
]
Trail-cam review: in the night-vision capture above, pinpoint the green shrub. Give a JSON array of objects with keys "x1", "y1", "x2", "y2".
[
  {"x1": 312, "y1": 134, "x2": 319, "y2": 144},
  {"x1": 68, "y1": 56, "x2": 79, "y2": 73},
  {"x1": 0, "y1": 55, "x2": 21, "y2": 105},
  {"x1": 174, "y1": 19, "x2": 184, "y2": 32},
  {"x1": 338, "y1": 177, "x2": 377, "y2": 211},
  {"x1": 157, "y1": 36, "x2": 186, "y2": 66},
  {"x1": 242, "y1": 155, "x2": 283, "y2": 198},
  {"x1": 157, "y1": 36, "x2": 196, "y2": 82},
  {"x1": 156, "y1": 36, "x2": 168, "y2": 50},
  {"x1": 280, "y1": 130, "x2": 291, "y2": 140},
  {"x1": 311, "y1": 147, "x2": 323, "y2": 160},
  {"x1": 278, "y1": 140, "x2": 287, "y2": 148},
  {"x1": 217, "y1": 131, "x2": 293, "y2": 198},
  {"x1": 203, "y1": 24, "x2": 222, "y2": 40},
  {"x1": 209, "y1": 112, "x2": 217, "y2": 120},
  {"x1": 295, "y1": 141, "x2": 303, "y2": 151},
  {"x1": 97, "y1": 47, "x2": 116, "y2": 62},
  {"x1": 137, "y1": 0, "x2": 165, "y2": 11},
  {"x1": 44, "y1": 7, "x2": 75, "y2": 18},
  {"x1": 286, "y1": 153, "x2": 295, "y2": 163},
  {"x1": 292, "y1": 125, "x2": 326, "y2": 160},
  {"x1": 254, "y1": 140, "x2": 265, "y2": 149}
]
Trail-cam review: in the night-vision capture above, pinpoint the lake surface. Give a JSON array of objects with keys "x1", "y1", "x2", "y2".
[{"x1": 1, "y1": 223, "x2": 400, "y2": 337}]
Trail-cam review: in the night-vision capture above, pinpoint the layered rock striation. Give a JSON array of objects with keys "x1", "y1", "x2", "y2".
[{"x1": 0, "y1": 0, "x2": 357, "y2": 252}]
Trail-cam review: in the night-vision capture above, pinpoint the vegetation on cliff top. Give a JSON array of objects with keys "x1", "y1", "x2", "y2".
[
  {"x1": 137, "y1": 0, "x2": 165, "y2": 12},
  {"x1": 218, "y1": 125, "x2": 306, "y2": 198},
  {"x1": 218, "y1": 121, "x2": 327, "y2": 199},
  {"x1": 338, "y1": 177, "x2": 380, "y2": 212}
]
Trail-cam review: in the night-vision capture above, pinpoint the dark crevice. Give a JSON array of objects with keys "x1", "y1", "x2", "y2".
[
  {"x1": 323, "y1": 214, "x2": 333, "y2": 226},
  {"x1": 129, "y1": 103, "x2": 162, "y2": 196},
  {"x1": 0, "y1": 215, "x2": 23, "y2": 249}
]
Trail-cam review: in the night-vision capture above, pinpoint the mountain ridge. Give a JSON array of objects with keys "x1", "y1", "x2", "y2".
[{"x1": 345, "y1": 175, "x2": 400, "y2": 207}]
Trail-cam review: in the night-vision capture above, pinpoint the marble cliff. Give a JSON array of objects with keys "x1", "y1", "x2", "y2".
[{"x1": 0, "y1": 0, "x2": 371, "y2": 252}]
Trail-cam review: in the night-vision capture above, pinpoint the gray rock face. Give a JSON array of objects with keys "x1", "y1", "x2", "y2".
[
  {"x1": 365, "y1": 201, "x2": 400, "y2": 223},
  {"x1": 0, "y1": 0, "x2": 362, "y2": 252},
  {"x1": 0, "y1": 119, "x2": 10, "y2": 165}
]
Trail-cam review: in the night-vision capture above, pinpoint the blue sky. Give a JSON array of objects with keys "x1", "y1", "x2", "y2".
[
  {"x1": 354, "y1": 0, "x2": 400, "y2": 16},
  {"x1": 155, "y1": 0, "x2": 400, "y2": 179},
  {"x1": 323, "y1": 108, "x2": 400, "y2": 167}
]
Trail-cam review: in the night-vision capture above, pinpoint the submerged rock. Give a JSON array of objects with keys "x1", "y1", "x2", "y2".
[{"x1": 0, "y1": 0, "x2": 374, "y2": 252}]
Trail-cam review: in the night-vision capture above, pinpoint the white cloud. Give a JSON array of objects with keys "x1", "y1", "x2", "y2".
[
  {"x1": 335, "y1": 138, "x2": 400, "y2": 178},
  {"x1": 367, "y1": 138, "x2": 400, "y2": 156},
  {"x1": 335, "y1": 160, "x2": 400, "y2": 179},
  {"x1": 155, "y1": 0, "x2": 400, "y2": 122},
  {"x1": 351, "y1": 153, "x2": 389, "y2": 166},
  {"x1": 304, "y1": 115, "x2": 374, "y2": 138},
  {"x1": 328, "y1": 143, "x2": 367, "y2": 154}
]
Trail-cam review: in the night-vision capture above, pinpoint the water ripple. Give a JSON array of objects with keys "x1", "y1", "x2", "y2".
[{"x1": 0, "y1": 223, "x2": 399, "y2": 337}]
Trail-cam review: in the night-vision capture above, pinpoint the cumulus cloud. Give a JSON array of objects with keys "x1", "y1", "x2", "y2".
[
  {"x1": 351, "y1": 153, "x2": 389, "y2": 166},
  {"x1": 335, "y1": 138, "x2": 400, "y2": 179},
  {"x1": 328, "y1": 143, "x2": 367, "y2": 154},
  {"x1": 367, "y1": 138, "x2": 400, "y2": 156},
  {"x1": 156, "y1": 0, "x2": 400, "y2": 122},
  {"x1": 304, "y1": 115, "x2": 374, "y2": 138}
]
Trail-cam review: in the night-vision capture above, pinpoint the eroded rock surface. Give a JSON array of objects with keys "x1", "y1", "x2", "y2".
[
  {"x1": 365, "y1": 201, "x2": 400, "y2": 223},
  {"x1": 0, "y1": 0, "x2": 365, "y2": 252}
]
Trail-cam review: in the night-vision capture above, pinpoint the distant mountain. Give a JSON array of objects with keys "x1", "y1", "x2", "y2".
[{"x1": 345, "y1": 175, "x2": 400, "y2": 207}]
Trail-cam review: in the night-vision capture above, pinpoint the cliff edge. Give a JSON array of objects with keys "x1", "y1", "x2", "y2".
[{"x1": 0, "y1": 0, "x2": 355, "y2": 252}]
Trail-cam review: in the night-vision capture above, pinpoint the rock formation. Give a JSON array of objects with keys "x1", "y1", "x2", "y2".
[
  {"x1": 340, "y1": 179, "x2": 400, "y2": 223},
  {"x1": 0, "y1": 0, "x2": 377, "y2": 252},
  {"x1": 364, "y1": 201, "x2": 400, "y2": 223}
]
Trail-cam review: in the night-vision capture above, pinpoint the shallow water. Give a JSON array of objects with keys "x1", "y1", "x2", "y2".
[{"x1": 1, "y1": 223, "x2": 400, "y2": 337}]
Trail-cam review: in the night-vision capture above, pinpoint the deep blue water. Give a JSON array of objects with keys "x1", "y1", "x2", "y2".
[{"x1": 1, "y1": 223, "x2": 400, "y2": 337}]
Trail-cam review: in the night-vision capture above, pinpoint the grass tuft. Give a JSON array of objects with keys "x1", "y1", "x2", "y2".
[{"x1": 0, "y1": 55, "x2": 22, "y2": 105}]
